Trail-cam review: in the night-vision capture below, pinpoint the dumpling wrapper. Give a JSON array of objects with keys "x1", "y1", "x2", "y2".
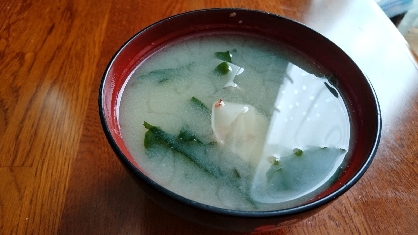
[{"x1": 211, "y1": 99, "x2": 268, "y2": 166}]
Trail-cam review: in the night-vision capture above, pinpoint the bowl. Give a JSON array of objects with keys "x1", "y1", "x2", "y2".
[{"x1": 99, "y1": 8, "x2": 381, "y2": 233}]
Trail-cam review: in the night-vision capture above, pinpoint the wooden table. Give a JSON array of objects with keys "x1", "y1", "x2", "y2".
[{"x1": 1, "y1": 0, "x2": 417, "y2": 234}]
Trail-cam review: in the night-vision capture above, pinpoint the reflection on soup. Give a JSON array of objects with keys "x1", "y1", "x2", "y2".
[{"x1": 119, "y1": 33, "x2": 351, "y2": 211}]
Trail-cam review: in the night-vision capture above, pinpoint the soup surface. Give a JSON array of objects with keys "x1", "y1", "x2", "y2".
[{"x1": 119, "y1": 33, "x2": 351, "y2": 211}]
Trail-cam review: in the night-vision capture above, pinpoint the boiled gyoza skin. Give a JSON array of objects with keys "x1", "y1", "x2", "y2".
[{"x1": 119, "y1": 34, "x2": 351, "y2": 211}]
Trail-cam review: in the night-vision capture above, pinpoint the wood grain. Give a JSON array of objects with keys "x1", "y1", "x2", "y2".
[{"x1": 0, "y1": 0, "x2": 417, "y2": 234}]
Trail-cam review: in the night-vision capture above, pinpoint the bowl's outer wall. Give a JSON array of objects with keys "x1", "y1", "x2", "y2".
[
  {"x1": 100, "y1": 9, "x2": 381, "y2": 232},
  {"x1": 126, "y1": 165, "x2": 328, "y2": 232}
]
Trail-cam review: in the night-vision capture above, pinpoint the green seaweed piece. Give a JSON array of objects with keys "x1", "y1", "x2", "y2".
[
  {"x1": 190, "y1": 96, "x2": 210, "y2": 113},
  {"x1": 138, "y1": 63, "x2": 196, "y2": 83},
  {"x1": 266, "y1": 147, "x2": 348, "y2": 192},
  {"x1": 215, "y1": 61, "x2": 231, "y2": 75},
  {"x1": 293, "y1": 148, "x2": 303, "y2": 156},
  {"x1": 215, "y1": 51, "x2": 232, "y2": 62},
  {"x1": 232, "y1": 168, "x2": 241, "y2": 179},
  {"x1": 144, "y1": 129, "x2": 158, "y2": 149},
  {"x1": 143, "y1": 121, "x2": 257, "y2": 207},
  {"x1": 326, "y1": 73, "x2": 338, "y2": 87},
  {"x1": 268, "y1": 156, "x2": 280, "y2": 165},
  {"x1": 324, "y1": 82, "x2": 339, "y2": 98},
  {"x1": 143, "y1": 122, "x2": 219, "y2": 175},
  {"x1": 177, "y1": 128, "x2": 203, "y2": 144}
]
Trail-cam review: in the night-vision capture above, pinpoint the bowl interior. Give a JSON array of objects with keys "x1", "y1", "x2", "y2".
[{"x1": 99, "y1": 9, "x2": 381, "y2": 215}]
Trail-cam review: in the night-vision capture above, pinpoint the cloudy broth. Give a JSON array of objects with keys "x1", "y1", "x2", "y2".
[{"x1": 119, "y1": 33, "x2": 351, "y2": 211}]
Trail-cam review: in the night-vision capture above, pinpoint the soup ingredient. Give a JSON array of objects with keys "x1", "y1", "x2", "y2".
[
  {"x1": 214, "y1": 50, "x2": 244, "y2": 87},
  {"x1": 139, "y1": 62, "x2": 196, "y2": 84},
  {"x1": 215, "y1": 50, "x2": 232, "y2": 62},
  {"x1": 190, "y1": 96, "x2": 210, "y2": 113},
  {"x1": 293, "y1": 148, "x2": 303, "y2": 156},
  {"x1": 211, "y1": 99, "x2": 268, "y2": 166},
  {"x1": 143, "y1": 121, "x2": 256, "y2": 205},
  {"x1": 252, "y1": 146, "x2": 346, "y2": 203},
  {"x1": 119, "y1": 34, "x2": 350, "y2": 210},
  {"x1": 215, "y1": 62, "x2": 231, "y2": 75},
  {"x1": 220, "y1": 62, "x2": 244, "y2": 88}
]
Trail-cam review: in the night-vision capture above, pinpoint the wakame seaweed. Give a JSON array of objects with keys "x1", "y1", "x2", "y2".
[
  {"x1": 143, "y1": 121, "x2": 257, "y2": 207},
  {"x1": 215, "y1": 51, "x2": 232, "y2": 62},
  {"x1": 214, "y1": 61, "x2": 231, "y2": 75},
  {"x1": 138, "y1": 63, "x2": 196, "y2": 83},
  {"x1": 324, "y1": 82, "x2": 339, "y2": 98},
  {"x1": 265, "y1": 147, "x2": 347, "y2": 191},
  {"x1": 190, "y1": 96, "x2": 210, "y2": 113}
]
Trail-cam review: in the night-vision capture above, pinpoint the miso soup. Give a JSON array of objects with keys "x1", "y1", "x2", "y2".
[{"x1": 119, "y1": 33, "x2": 351, "y2": 211}]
